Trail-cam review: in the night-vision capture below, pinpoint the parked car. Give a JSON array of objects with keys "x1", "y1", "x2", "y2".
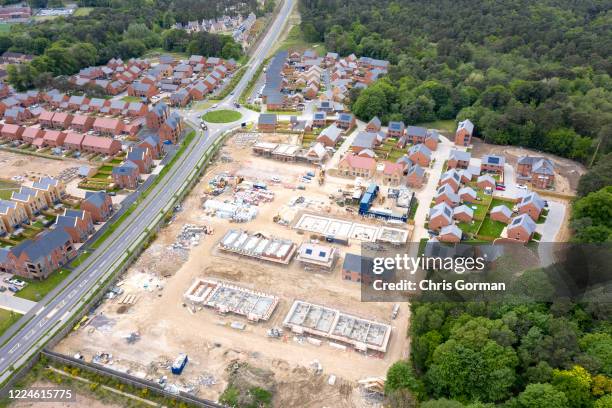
[
  {"x1": 517, "y1": 184, "x2": 528, "y2": 190},
  {"x1": 495, "y1": 185, "x2": 506, "y2": 191}
]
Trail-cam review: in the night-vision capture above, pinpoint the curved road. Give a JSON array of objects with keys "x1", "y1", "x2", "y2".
[{"x1": 0, "y1": 0, "x2": 294, "y2": 387}]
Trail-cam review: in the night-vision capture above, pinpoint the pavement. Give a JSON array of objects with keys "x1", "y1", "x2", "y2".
[
  {"x1": 0, "y1": 0, "x2": 296, "y2": 386},
  {"x1": 0, "y1": 294, "x2": 36, "y2": 315}
]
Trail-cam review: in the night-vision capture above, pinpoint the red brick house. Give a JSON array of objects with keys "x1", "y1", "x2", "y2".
[
  {"x1": 481, "y1": 154, "x2": 505, "y2": 174},
  {"x1": 93, "y1": 117, "x2": 123, "y2": 136},
  {"x1": 38, "y1": 110, "x2": 54, "y2": 127},
  {"x1": 447, "y1": 149, "x2": 471, "y2": 169},
  {"x1": 439, "y1": 225, "x2": 462, "y2": 243},
  {"x1": 51, "y1": 112, "x2": 72, "y2": 130},
  {"x1": 42, "y1": 130, "x2": 66, "y2": 147},
  {"x1": 455, "y1": 119, "x2": 474, "y2": 146},
  {"x1": 5, "y1": 228, "x2": 76, "y2": 280},
  {"x1": 517, "y1": 156, "x2": 555, "y2": 189},
  {"x1": 146, "y1": 102, "x2": 170, "y2": 130},
  {"x1": 490, "y1": 205, "x2": 513, "y2": 224},
  {"x1": 127, "y1": 82, "x2": 157, "y2": 100},
  {"x1": 1, "y1": 124, "x2": 24, "y2": 140},
  {"x1": 453, "y1": 205, "x2": 474, "y2": 222},
  {"x1": 71, "y1": 114, "x2": 95, "y2": 133},
  {"x1": 507, "y1": 214, "x2": 537, "y2": 243},
  {"x1": 408, "y1": 144, "x2": 432, "y2": 167},
  {"x1": 81, "y1": 135, "x2": 122, "y2": 155},
  {"x1": 81, "y1": 191, "x2": 113, "y2": 223},
  {"x1": 126, "y1": 146, "x2": 153, "y2": 173},
  {"x1": 316, "y1": 124, "x2": 342, "y2": 147},
  {"x1": 138, "y1": 135, "x2": 162, "y2": 159},
  {"x1": 476, "y1": 174, "x2": 496, "y2": 190},
  {"x1": 428, "y1": 202, "x2": 453, "y2": 231},
  {"x1": 159, "y1": 112, "x2": 183, "y2": 144},
  {"x1": 517, "y1": 192, "x2": 545, "y2": 221},
  {"x1": 63, "y1": 132, "x2": 85, "y2": 151},
  {"x1": 366, "y1": 116, "x2": 381, "y2": 133},
  {"x1": 54, "y1": 209, "x2": 94, "y2": 243},
  {"x1": 406, "y1": 164, "x2": 425, "y2": 188},
  {"x1": 112, "y1": 161, "x2": 140, "y2": 189},
  {"x1": 21, "y1": 127, "x2": 44, "y2": 144}
]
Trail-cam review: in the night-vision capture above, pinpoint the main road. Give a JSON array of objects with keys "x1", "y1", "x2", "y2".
[{"x1": 0, "y1": 0, "x2": 294, "y2": 387}]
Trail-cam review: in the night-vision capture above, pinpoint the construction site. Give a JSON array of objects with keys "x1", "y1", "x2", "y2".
[{"x1": 52, "y1": 129, "x2": 412, "y2": 407}]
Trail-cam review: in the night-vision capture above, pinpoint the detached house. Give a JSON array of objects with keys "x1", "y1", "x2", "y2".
[
  {"x1": 406, "y1": 164, "x2": 425, "y2": 188},
  {"x1": 112, "y1": 161, "x2": 140, "y2": 189},
  {"x1": 455, "y1": 119, "x2": 474, "y2": 146},
  {"x1": 139, "y1": 134, "x2": 162, "y2": 159},
  {"x1": 507, "y1": 214, "x2": 537, "y2": 243},
  {"x1": 159, "y1": 112, "x2": 183, "y2": 144},
  {"x1": 447, "y1": 149, "x2": 471, "y2": 169},
  {"x1": 82, "y1": 191, "x2": 113, "y2": 223},
  {"x1": 517, "y1": 192, "x2": 545, "y2": 221},
  {"x1": 316, "y1": 124, "x2": 342, "y2": 147},
  {"x1": 312, "y1": 111, "x2": 326, "y2": 127},
  {"x1": 458, "y1": 186, "x2": 478, "y2": 203},
  {"x1": 435, "y1": 184, "x2": 460, "y2": 206},
  {"x1": 481, "y1": 154, "x2": 505, "y2": 174},
  {"x1": 490, "y1": 205, "x2": 513, "y2": 224},
  {"x1": 453, "y1": 205, "x2": 474, "y2": 222},
  {"x1": 257, "y1": 114, "x2": 278, "y2": 133},
  {"x1": 338, "y1": 154, "x2": 376, "y2": 178},
  {"x1": 428, "y1": 202, "x2": 453, "y2": 231},
  {"x1": 127, "y1": 146, "x2": 153, "y2": 173},
  {"x1": 387, "y1": 121, "x2": 405, "y2": 138},
  {"x1": 350, "y1": 131, "x2": 377, "y2": 153},
  {"x1": 335, "y1": 112, "x2": 355, "y2": 131},
  {"x1": 517, "y1": 156, "x2": 555, "y2": 188},
  {"x1": 477, "y1": 174, "x2": 496, "y2": 190},
  {"x1": 381, "y1": 162, "x2": 404, "y2": 185},
  {"x1": 146, "y1": 102, "x2": 170, "y2": 129},
  {"x1": 407, "y1": 144, "x2": 432, "y2": 167},
  {"x1": 439, "y1": 225, "x2": 462, "y2": 243},
  {"x1": 366, "y1": 116, "x2": 381, "y2": 133},
  {"x1": 439, "y1": 169, "x2": 461, "y2": 192}
]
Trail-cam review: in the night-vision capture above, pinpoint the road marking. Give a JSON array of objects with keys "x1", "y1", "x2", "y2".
[{"x1": 9, "y1": 343, "x2": 20, "y2": 354}]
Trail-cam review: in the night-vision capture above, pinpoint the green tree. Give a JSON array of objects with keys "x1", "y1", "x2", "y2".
[
  {"x1": 386, "y1": 361, "x2": 425, "y2": 399},
  {"x1": 516, "y1": 383, "x2": 569, "y2": 408},
  {"x1": 552, "y1": 366, "x2": 592, "y2": 408}
]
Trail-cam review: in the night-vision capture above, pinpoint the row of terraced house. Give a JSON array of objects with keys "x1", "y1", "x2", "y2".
[{"x1": 0, "y1": 179, "x2": 114, "y2": 279}]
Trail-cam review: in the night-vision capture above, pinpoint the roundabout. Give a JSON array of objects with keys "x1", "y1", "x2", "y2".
[{"x1": 201, "y1": 109, "x2": 242, "y2": 123}]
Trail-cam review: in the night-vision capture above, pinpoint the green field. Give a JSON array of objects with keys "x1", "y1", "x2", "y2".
[
  {"x1": 74, "y1": 7, "x2": 94, "y2": 16},
  {"x1": 277, "y1": 24, "x2": 326, "y2": 55},
  {"x1": 16, "y1": 269, "x2": 72, "y2": 302},
  {"x1": 0, "y1": 24, "x2": 11, "y2": 34},
  {"x1": 121, "y1": 95, "x2": 143, "y2": 103},
  {"x1": 0, "y1": 309, "x2": 22, "y2": 338},
  {"x1": 0, "y1": 179, "x2": 19, "y2": 200},
  {"x1": 202, "y1": 110, "x2": 242, "y2": 123},
  {"x1": 415, "y1": 119, "x2": 456, "y2": 134}
]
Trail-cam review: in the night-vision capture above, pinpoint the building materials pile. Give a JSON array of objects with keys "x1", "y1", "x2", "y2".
[
  {"x1": 203, "y1": 199, "x2": 258, "y2": 222},
  {"x1": 172, "y1": 224, "x2": 212, "y2": 250}
]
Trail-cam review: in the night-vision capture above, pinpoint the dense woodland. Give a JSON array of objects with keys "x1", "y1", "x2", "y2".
[
  {"x1": 299, "y1": 0, "x2": 612, "y2": 163},
  {"x1": 2, "y1": 0, "x2": 262, "y2": 90},
  {"x1": 299, "y1": 1, "x2": 612, "y2": 406}
]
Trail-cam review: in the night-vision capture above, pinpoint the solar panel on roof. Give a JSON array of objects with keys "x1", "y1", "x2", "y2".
[{"x1": 488, "y1": 156, "x2": 500, "y2": 164}]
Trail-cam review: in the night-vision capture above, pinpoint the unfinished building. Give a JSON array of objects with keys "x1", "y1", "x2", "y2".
[
  {"x1": 295, "y1": 242, "x2": 339, "y2": 271},
  {"x1": 283, "y1": 300, "x2": 392, "y2": 353},
  {"x1": 218, "y1": 229, "x2": 297, "y2": 264},
  {"x1": 184, "y1": 279, "x2": 279, "y2": 322}
]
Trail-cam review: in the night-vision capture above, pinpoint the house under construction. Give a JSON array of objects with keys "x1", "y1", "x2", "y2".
[
  {"x1": 282, "y1": 300, "x2": 392, "y2": 353},
  {"x1": 218, "y1": 229, "x2": 297, "y2": 264},
  {"x1": 184, "y1": 279, "x2": 279, "y2": 322}
]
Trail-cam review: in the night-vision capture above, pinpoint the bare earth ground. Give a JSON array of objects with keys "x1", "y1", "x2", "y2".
[
  {"x1": 0, "y1": 151, "x2": 78, "y2": 181},
  {"x1": 9, "y1": 380, "x2": 122, "y2": 408},
  {"x1": 471, "y1": 138, "x2": 586, "y2": 194},
  {"x1": 54, "y1": 133, "x2": 410, "y2": 407}
]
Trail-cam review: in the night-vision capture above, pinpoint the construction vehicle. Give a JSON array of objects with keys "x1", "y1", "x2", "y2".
[
  {"x1": 171, "y1": 353, "x2": 188, "y2": 375},
  {"x1": 318, "y1": 168, "x2": 326, "y2": 185}
]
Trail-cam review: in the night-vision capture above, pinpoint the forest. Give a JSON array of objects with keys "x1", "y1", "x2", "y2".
[
  {"x1": 299, "y1": 0, "x2": 611, "y2": 163},
  {"x1": 297, "y1": 1, "x2": 612, "y2": 406},
  {"x1": 3, "y1": 0, "x2": 257, "y2": 90}
]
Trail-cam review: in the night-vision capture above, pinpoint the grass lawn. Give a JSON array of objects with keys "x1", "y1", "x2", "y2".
[
  {"x1": 143, "y1": 48, "x2": 188, "y2": 61},
  {"x1": 0, "y1": 309, "x2": 22, "y2": 338},
  {"x1": 16, "y1": 269, "x2": 72, "y2": 302},
  {"x1": 0, "y1": 179, "x2": 19, "y2": 200},
  {"x1": 202, "y1": 110, "x2": 242, "y2": 123},
  {"x1": 121, "y1": 95, "x2": 143, "y2": 103},
  {"x1": 0, "y1": 24, "x2": 12, "y2": 34},
  {"x1": 416, "y1": 119, "x2": 456, "y2": 134},
  {"x1": 491, "y1": 198, "x2": 514, "y2": 210},
  {"x1": 478, "y1": 217, "x2": 507, "y2": 238},
  {"x1": 74, "y1": 7, "x2": 93, "y2": 16},
  {"x1": 277, "y1": 24, "x2": 327, "y2": 55},
  {"x1": 458, "y1": 221, "x2": 481, "y2": 234},
  {"x1": 98, "y1": 165, "x2": 114, "y2": 172},
  {"x1": 469, "y1": 203, "x2": 489, "y2": 221}
]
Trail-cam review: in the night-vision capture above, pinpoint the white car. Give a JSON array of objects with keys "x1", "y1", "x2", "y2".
[
  {"x1": 516, "y1": 184, "x2": 528, "y2": 190},
  {"x1": 212, "y1": 104, "x2": 218, "y2": 109}
]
